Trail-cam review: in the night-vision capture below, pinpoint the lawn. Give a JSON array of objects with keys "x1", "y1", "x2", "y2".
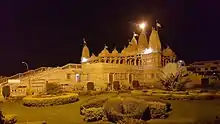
[{"x1": 1, "y1": 93, "x2": 220, "y2": 124}]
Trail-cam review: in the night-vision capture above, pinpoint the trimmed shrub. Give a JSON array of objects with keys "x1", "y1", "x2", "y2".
[
  {"x1": 160, "y1": 93, "x2": 216, "y2": 100},
  {"x1": 117, "y1": 118, "x2": 148, "y2": 124},
  {"x1": 23, "y1": 93, "x2": 79, "y2": 107},
  {"x1": 145, "y1": 101, "x2": 170, "y2": 119},
  {"x1": 113, "y1": 81, "x2": 120, "y2": 90},
  {"x1": 87, "y1": 82, "x2": 95, "y2": 91},
  {"x1": 103, "y1": 97, "x2": 150, "y2": 123},
  {"x1": 132, "y1": 81, "x2": 140, "y2": 90},
  {"x1": 80, "y1": 96, "x2": 108, "y2": 115},
  {"x1": 2, "y1": 86, "x2": 10, "y2": 99},
  {"x1": 46, "y1": 83, "x2": 62, "y2": 95},
  {"x1": 133, "y1": 96, "x2": 171, "y2": 119},
  {"x1": 4, "y1": 114, "x2": 17, "y2": 124},
  {"x1": 82, "y1": 107, "x2": 104, "y2": 122}
]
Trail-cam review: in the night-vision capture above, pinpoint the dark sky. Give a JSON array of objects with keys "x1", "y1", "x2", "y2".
[{"x1": 0, "y1": 0, "x2": 220, "y2": 76}]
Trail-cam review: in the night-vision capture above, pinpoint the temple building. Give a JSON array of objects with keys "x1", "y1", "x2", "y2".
[
  {"x1": 80, "y1": 27, "x2": 176, "y2": 89},
  {"x1": 0, "y1": 25, "x2": 176, "y2": 96}
]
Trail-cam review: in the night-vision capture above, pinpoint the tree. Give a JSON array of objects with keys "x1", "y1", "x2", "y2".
[
  {"x1": 46, "y1": 83, "x2": 62, "y2": 95},
  {"x1": 2, "y1": 86, "x2": 10, "y2": 99},
  {"x1": 158, "y1": 63, "x2": 191, "y2": 91}
]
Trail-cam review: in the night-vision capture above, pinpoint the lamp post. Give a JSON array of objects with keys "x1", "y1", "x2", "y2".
[
  {"x1": 22, "y1": 61, "x2": 29, "y2": 71},
  {"x1": 22, "y1": 61, "x2": 31, "y2": 95}
]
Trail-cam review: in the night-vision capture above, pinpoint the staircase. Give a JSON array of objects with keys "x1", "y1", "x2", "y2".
[{"x1": 0, "y1": 63, "x2": 82, "y2": 86}]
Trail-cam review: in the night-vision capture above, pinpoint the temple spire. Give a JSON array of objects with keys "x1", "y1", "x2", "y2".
[
  {"x1": 81, "y1": 38, "x2": 90, "y2": 60},
  {"x1": 137, "y1": 28, "x2": 148, "y2": 53},
  {"x1": 149, "y1": 27, "x2": 161, "y2": 51}
]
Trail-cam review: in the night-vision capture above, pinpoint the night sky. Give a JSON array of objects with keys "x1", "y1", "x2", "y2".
[{"x1": 0, "y1": 0, "x2": 220, "y2": 76}]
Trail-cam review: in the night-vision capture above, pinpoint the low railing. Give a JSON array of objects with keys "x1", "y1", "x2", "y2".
[{"x1": 0, "y1": 63, "x2": 82, "y2": 85}]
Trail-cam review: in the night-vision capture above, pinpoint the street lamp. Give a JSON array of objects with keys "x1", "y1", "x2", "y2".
[{"x1": 22, "y1": 61, "x2": 31, "y2": 95}]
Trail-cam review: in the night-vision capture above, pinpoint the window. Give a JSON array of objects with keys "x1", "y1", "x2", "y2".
[{"x1": 66, "y1": 73, "x2": 71, "y2": 79}]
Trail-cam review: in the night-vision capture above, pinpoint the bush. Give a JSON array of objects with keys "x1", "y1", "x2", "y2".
[
  {"x1": 4, "y1": 114, "x2": 17, "y2": 124},
  {"x1": 160, "y1": 93, "x2": 216, "y2": 100},
  {"x1": 117, "y1": 118, "x2": 148, "y2": 124},
  {"x1": 87, "y1": 82, "x2": 95, "y2": 90},
  {"x1": 103, "y1": 97, "x2": 150, "y2": 123},
  {"x1": 113, "y1": 81, "x2": 120, "y2": 90},
  {"x1": 133, "y1": 96, "x2": 171, "y2": 119},
  {"x1": 80, "y1": 96, "x2": 108, "y2": 115},
  {"x1": 0, "y1": 110, "x2": 17, "y2": 124},
  {"x1": 23, "y1": 93, "x2": 79, "y2": 107},
  {"x1": 82, "y1": 107, "x2": 104, "y2": 122},
  {"x1": 2, "y1": 86, "x2": 10, "y2": 99},
  {"x1": 132, "y1": 81, "x2": 140, "y2": 90},
  {"x1": 145, "y1": 101, "x2": 170, "y2": 119},
  {"x1": 46, "y1": 83, "x2": 62, "y2": 95}
]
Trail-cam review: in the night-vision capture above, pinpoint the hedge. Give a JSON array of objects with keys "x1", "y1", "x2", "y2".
[
  {"x1": 82, "y1": 107, "x2": 104, "y2": 122},
  {"x1": 80, "y1": 96, "x2": 109, "y2": 115},
  {"x1": 160, "y1": 93, "x2": 220, "y2": 100},
  {"x1": 23, "y1": 93, "x2": 79, "y2": 107},
  {"x1": 103, "y1": 97, "x2": 151, "y2": 123},
  {"x1": 4, "y1": 114, "x2": 17, "y2": 124}
]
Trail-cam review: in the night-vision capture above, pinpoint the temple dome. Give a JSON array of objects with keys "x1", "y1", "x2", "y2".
[
  {"x1": 111, "y1": 48, "x2": 119, "y2": 57},
  {"x1": 89, "y1": 53, "x2": 97, "y2": 60},
  {"x1": 98, "y1": 46, "x2": 110, "y2": 57},
  {"x1": 120, "y1": 46, "x2": 128, "y2": 56},
  {"x1": 163, "y1": 46, "x2": 175, "y2": 56}
]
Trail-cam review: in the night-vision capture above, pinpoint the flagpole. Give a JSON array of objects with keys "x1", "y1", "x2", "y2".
[{"x1": 156, "y1": 20, "x2": 159, "y2": 31}]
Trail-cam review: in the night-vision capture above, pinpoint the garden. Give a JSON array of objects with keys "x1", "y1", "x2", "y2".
[{"x1": 1, "y1": 63, "x2": 220, "y2": 123}]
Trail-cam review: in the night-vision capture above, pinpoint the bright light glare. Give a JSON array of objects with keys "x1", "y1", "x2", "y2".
[
  {"x1": 143, "y1": 48, "x2": 153, "y2": 54},
  {"x1": 139, "y1": 22, "x2": 147, "y2": 30},
  {"x1": 81, "y1": 57, "x2": 88, "y2": 63}
]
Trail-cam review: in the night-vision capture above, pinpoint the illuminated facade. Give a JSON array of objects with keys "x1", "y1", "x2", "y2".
[
  {"x1": 0, "y1": 25, "x2": 176, "y2": 96},
  {"x1": 80, "y1": 27, "x2": 176, "y2": 89}
]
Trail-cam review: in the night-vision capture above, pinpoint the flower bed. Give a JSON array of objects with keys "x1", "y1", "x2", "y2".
[{"x1": 23, "y1": 93, "x2": 79, "y2": 107}]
